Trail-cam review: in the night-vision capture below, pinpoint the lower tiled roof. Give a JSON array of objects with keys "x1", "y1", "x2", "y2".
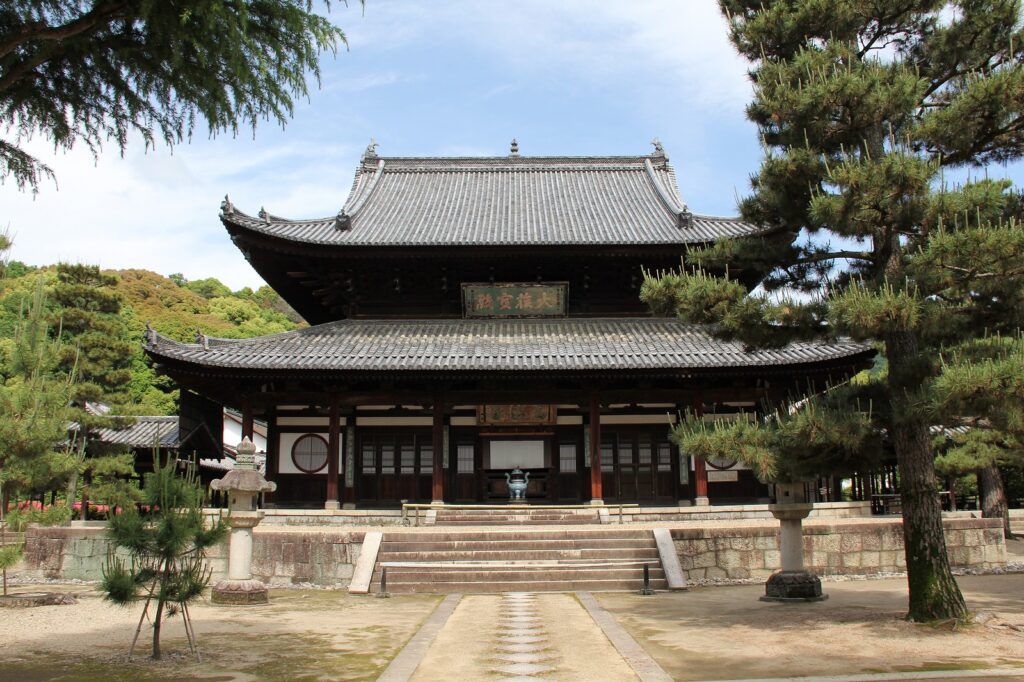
[
  {"x1": 93, "y1": 416, "x2": 180, "y2": 448},
  {"x1": 145, "y1": 318, "x2": 872, "y2": 373}
]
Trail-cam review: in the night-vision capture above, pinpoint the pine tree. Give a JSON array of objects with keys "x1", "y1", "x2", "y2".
[
  {"x1": 101, "y1": 454, "x2": 226, "y2": 660},
  {"x1": 1, "y1": 1, "x2": 351, "y2": 191},
  {"x1": 0, "y1": 279, "x2": 78, "y2": 515},
  {"x1": 53, "y1": 264, "x2": 138, "y2": 518},
  {"x1": 644, "y1": 1, "x2": 1024, "y2": 620}
]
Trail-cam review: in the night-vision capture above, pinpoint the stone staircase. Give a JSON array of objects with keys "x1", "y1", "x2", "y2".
[
  {"x1": 432, "y1": 507, "x2": 601, "y2": 526},
  {"x1": 368, "y1": 527, "x2": 666, "y2": 594}
]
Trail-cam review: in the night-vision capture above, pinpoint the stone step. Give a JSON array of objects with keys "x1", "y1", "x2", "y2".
[
  {"x1": 374, "y1": 566, "x2": 664, "y2": 582},
  {"x1": 382, "y1": 529, "x2": 648, "y2": 542},
  {"x1": 376, "y1": 547, "x2": 660, "y2": 562},
  {"x1": 433, "y1": 519, "x2": 601, "y2": 526},
  {"x1": 380, "y1": 538, "x2": 657, "y2": 552},
  {"x1": 370, "y1": 577, "x2": 668, "y2": 594}
]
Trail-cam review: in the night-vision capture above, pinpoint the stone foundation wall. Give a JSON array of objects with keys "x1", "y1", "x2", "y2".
[
  {"x1": 21, "y1": 527, "x2": 366, "y2": 587},
  {"x1": 671, "y1": 517, "x2": 1007, "y2": 581},
  {"x1": 21, "y1": 517, "x2": 1006, "y2": 587}
]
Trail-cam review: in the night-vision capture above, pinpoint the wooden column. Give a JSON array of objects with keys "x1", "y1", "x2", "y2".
[
  {"x1": 241, "y1": 397, "x2": 254, "y2": 441},
  {"x1": 264, "y1": 407, "x2": 278, "y2": 506},
  {"x1": 432, "y1": 396, "x2": 445, "y2": 504},
  {"x1": 326, "y1": 398, "x2": 340, "y2": 510},
  {"x1": 589, "y1": 392, "x2": 603, "y2": 504},
  {"x1": 692, "y1": 393, "x2": 709, "y2": 506}
]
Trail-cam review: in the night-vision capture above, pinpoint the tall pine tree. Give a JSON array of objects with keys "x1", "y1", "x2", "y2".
[
  {"x1": 53, "y1": 264, "x2": 138, "y2": 516},
  {"x1": 644, "y1": 1, "x2": 1024, "y2": 620}
]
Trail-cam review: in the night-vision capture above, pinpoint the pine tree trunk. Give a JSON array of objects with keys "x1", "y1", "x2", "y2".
[
  {"x1": 65, "y1": 470, "x2": 79, "y2": 521},
  {"x1": 977, "y1": 463, "x2": 1011, "y2": 539},
  {"x1": 887, "y1": 332, "x2": 967, "y2": 622},
  {"x1": 152, "y1": 594, "x2": 165, "y2": 660}
]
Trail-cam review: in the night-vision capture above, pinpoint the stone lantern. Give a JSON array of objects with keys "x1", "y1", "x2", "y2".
[
  {"x1": 210, "y1": 437, "x2": 277, "y2": 605},
  {"x1": 761, "y1": 481, "x2": 827, "y2": 602}
]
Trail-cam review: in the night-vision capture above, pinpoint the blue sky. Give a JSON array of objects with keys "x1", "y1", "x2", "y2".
[{"x1": 4, "y1": 1, "x2": 1022, "y2": 289}]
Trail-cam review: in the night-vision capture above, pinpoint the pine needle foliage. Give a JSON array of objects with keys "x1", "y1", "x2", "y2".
[
  {"x1": 0, "y1": 1, "x2": 353, "y2": 192},
  {"x1": 101, "y1": 452, "x2": 225, "y2": 660},
  {"x1": 644, "y1": 0, "x2": 1024, "y2": 621}
]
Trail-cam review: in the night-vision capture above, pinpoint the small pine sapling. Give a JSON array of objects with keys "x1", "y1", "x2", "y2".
[{"x1": 101, "y1": 452, "x2": 225, "y2": 661}]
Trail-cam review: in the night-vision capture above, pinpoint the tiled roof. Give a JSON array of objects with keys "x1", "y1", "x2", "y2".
[
  {"x1": 92, "y1": 416, "x2": 180, "y2": 448},
  {"x1": 145, "y1": 318, "x2": 872, "y2": 374},
  {"x1": 220, "y1": 153, "x2": 763, "y2": 247}
]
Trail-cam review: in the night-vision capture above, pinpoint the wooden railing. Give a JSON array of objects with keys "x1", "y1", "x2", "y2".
[{"x1": 399, "y1": 502, "x2": 639, "y2": 526}]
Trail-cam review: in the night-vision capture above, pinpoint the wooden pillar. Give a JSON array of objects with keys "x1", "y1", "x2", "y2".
[
  {"x1": 241, "y1": 397, "x2": 254, "y2": 442},
  {"x1": 692, "y1": 393, "x2": 709, "y2": 506},
  {"x1": 343, "y1": 421, "x2": 356, "y2": 508},
  {"x1": 326, "y1": 398, "x2": 340, "y2": 510},
  {"x1": 589, "y1": 392, "x2": 603, "y2": 504},
  {"x1": 432, "y1": 395, "x2": 445, "y2": 504},
  {"x1": 264, "y1": 407, "x2": 278, "y2": 506}
]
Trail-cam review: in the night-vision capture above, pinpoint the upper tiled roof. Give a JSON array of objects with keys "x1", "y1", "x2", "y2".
[
  {"x1": 92, "y1": 416, "x2": 180, "y2": 448},
  {"x1": 220, "y1": 151, "x2": 763, "y2": 247},
  {"x1": 145, "y1": 318, "x2": 872, "y2": 374}
]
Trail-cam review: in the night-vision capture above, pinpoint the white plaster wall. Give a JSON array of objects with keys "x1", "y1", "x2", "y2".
[{"x1": 278, "y1": 431, "x2": 341, "y2": 475}]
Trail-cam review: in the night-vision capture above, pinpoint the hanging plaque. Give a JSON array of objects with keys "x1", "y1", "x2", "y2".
[
  {"x1": 462, "y1": 282, "x2": 568, "y2": 318},
  {"x1": 477, "y1": 405, "x2": 557, "y2": 426}
]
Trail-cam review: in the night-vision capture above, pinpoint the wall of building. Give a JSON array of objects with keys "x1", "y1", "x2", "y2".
[{"x1": 20, "y1": 516, "x2": 1005, "y2": 587}]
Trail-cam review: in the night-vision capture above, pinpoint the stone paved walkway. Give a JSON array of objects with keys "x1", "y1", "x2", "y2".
[{"x1": 409, "y1": 592, "x2": 646, "y2": 681}]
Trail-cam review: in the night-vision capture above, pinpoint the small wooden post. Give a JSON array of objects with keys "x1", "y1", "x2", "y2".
[
  {"x1": 326, "y1": 397, "x2": 340, "y2": 510},
  {"x1": 589, "y1": 392, "x2": 603, "y2": 504}
]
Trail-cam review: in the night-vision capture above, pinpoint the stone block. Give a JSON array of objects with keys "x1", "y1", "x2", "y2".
[
  {"x1": 755, "y1": 535, "x2": 778, "y2": 550},
  {"x1": 944, "y1": 529, "x2": 964, "y2": 546},
  {"x1": 693, "y1": 552, "x2": 717, "y2": 569},
  {"x1": 730, "y1": 536, "x2": 756, "y2": 551},
  {"x1": 687, "y1": 568, "x2": 706, "y2": 580},
  {"x1": 764, "y1": 550, "x2": 781, "y2": 569},
  {"x1": 842, "y1": 552, "x2": 862, "y2": 569},
  {"x1": 705, "y1": 567, "x2": 728, "y2": 580},
  {"x1": 861, "y1": 533, "x2": 882, "y2": 551},
  {"x1": 718, "y1": 550, "x2": 742, "y2": 569},
  {"x1": 881, "y1": 530, "x2": 903, "y2": 551},
  {"x1": 840, "y1": 534, "x2": 862, "y2": 553},
  {"x1": 678, "y1": 554, "x2": 694, "y2": 569},
  {"x1": 727, "y1": 567, "x2": 750, "y2": 579},
  {"x1": 814, "y1": 535, "x2": 842, "y2": 553}
]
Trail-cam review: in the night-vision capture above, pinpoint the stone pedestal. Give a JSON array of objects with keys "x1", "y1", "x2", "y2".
[
  {"x1": 212, "y1": 511, "x2": 269, "y2": 605},
  {"x1": 210, "y1": 437, "x2": 276, "y2": 606},
  {"x1": 761, "y1": 484, "x2": 826, "y2": 602},
  {"x1": 694, "y1": 496, "x2": 710, "y2": 507}
]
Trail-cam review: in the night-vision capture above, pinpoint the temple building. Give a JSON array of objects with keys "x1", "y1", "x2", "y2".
[{"x1": 144, "y1": 141, "x2": 873, "y2": 509}]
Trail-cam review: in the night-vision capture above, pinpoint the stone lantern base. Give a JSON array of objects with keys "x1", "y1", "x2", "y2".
[
  {"x1": 760, "y1": 570, "x2": 828, "y2": 602},
  {"x1": 211, "y1": 579, "x2": 270, "y2": 605}
]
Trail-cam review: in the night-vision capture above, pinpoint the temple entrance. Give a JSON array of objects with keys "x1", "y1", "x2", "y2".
[
  {"x1": 600, "y1": 427, "x2": 676, "y2": 503},
  {"x1": 356, "y1": 428, "x2": 433, "y2": 505}
]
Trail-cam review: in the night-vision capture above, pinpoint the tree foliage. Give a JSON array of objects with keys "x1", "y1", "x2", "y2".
[
  {"x1": 644, "y1": 0, "x2": 1024, "y2": 621},
  {"x1": 0, "y1": 279, "x2": 78, "y2": 504},
  {"x1": 101, "y1": 453, "x2": 226, "y2": 660},
  {"x1": 0, "y1": 1, "x2": 351, "y2": 191}
]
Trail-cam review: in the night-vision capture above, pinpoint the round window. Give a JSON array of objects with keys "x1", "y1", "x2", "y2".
[
  {"x1": 291, "y1": 434, "x2": 329, "y2": 473},
  {"x1": 706, "y1": 456, "x2": 738, "y2": 471}
]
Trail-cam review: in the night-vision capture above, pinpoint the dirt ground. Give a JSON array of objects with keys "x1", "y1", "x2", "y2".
[
  {"x1": 0, "y1": 586, "x2": 440, "y2": 682},
  {"x1": 1, "y1": 574, "x2": 1023, "y2": 681},
  {"x1": 597, "y1": 573, "x2": 1024, "y2": 682}
]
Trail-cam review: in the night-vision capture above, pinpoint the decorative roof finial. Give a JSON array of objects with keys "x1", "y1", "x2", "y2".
[
  {"x1": 144, "y1": 322, "x2": 155, "y2": 345},
  {"x1": 335, "y1": 209, "x2": 351, "y2": 231},
  {"x1": 650, "y1": 137, "x2": 666, "y2": 158},
  {"x1": 365, "y1": 138, "x2": 379, "y2": 158},
  {"x1": 196, "y1": 330, "x2": 209, "y2": 351},
  {"x1": 220, "y1": 194, "x2": 234, "y2": 215},
  {"x1": 258, "y1": 206, "x2": 269, "y2": 224},
  {"x1": 509, "y1": 138, "x2": 520, "y2": 157}
]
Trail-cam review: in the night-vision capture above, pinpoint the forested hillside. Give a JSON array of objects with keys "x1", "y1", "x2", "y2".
[{"x1": 0, "y1": 263, "x2": 304, "y2": 415}]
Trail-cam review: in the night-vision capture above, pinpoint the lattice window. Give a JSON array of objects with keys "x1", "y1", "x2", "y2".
[
  {"x1": 600, "y1": 436, "x2": 615, "y2": 472},
  {"x1": 559, "y1": 443, "x2": 577, "y2": 473},
  {"x1": 457, "y1": 443, "x2": 475, "y2": 473},
  {"x1": 361, "y1": 443, "x2": 376, "y2": 474},
  {"x1": 292, "y1": 434, "x2": 328, "y2": 474}
]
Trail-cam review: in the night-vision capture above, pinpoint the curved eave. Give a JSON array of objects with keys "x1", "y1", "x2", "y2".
[{"x1": 221, "y1": 208, "x2": 769, "y2": 250}]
